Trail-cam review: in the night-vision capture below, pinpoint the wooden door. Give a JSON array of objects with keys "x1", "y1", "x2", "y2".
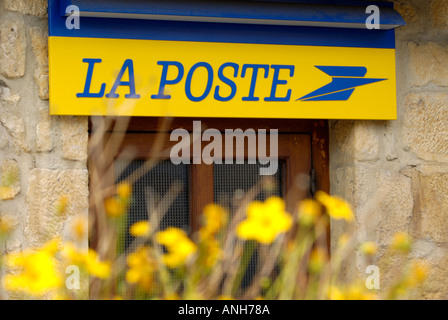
[{"x1": 89, "y1": 117, "x2": 329, "y2": 248}]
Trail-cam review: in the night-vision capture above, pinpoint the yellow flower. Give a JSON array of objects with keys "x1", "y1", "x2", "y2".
[
  {"x1": 236, "y1": 197, "x2": 292, "y2": 244},
  {"x1": 71, "y1": 215, "x2": 87, "y2": 242},
  {"x1": 0, "y1": 215, "x2": 16, "y2": 236},
  {"x1": 85, "y1": 249, "x2": 111, "y2": 279},
  {"x1": 156, "y1": 228, "x2": 197, "y2": 268},
  {"x1": 117, "y1": 183, "x2": 132, "y2": 199},
  {"x1": 297, "y1": 199, "x2": 321, "y2": 226},
  {"x1": 3, "y1": 239, "x2": 63, "y2": 296},
  {"x1": 104, "y1": 197, "x2": 125, "y2": 218},
  {"x1": 391, "y1": 232, "x2": 412, "y2": 253},
  {"x1": 360, "y1": 241, "x2": 378, "y2": 256},
  {"x1": 308, "y1": 247, "x2": 328, "y2": 274},
  {"x1": 197, "y1": 205, "x2": 225, "y2": 268},
  {"x1": 337, "y1": 233, "x2": 350, "y2": 249},
  {"x1": 199, "y1": 204, "x2": 228, "y2": 240},
  {"x1": 344, "y1": 284, "x2": 377, "y2": 300},
  {"x1": 126, "y1": 246, "x2": 155, "y2": 293},
  {"x1": 0, "y1": 164, "x2": 18, "y2": 186},
  {"x1": 407, "y1": 261, "x2": 430, "y2": 288},
  {"x1": 53, "y1": 293, "x2": 70, "y2": 300},
  {"x1": 61, "y1": 243, "x2": 84, "y2": 265},
  {"x1": 200, "y1": 237, "x2": 222, "y2": 269},
  {"x1": 328, "y1": 285, "x2": 345, "y2": 300},
  {"x1": 0, "y1": 164, "x2": 18, "y2": 200},
  {"x1": 62, "y1": 243, "x2": 111, "y2": 279},
  {"x1": 105, "y1": 183, "x2": 132, "y2": 218},
  {"x1": 0, "y1": 186, "x2": 15, "y2": 200},
  {"x1": 328, "y1": 284, "x2": 377, "y2": 300},
  {"x1": 316, "y1": 191, "x2": 354, "y2": 222},
  {"x1": 55, "y1": 196, "x2": 69, "y2": 215},
  {"x1": 130, "y1": 221, "x2": 151, "y2": 237}
]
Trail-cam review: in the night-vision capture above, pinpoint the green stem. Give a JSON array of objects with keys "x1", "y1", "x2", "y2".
[{"x1": 232, "y1": 240, "x2": 257, "y2": 297}]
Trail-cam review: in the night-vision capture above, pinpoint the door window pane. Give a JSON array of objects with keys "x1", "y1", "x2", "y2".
[
  {"x1": 213, "y1": 161, "x2": 284, "y2": 210},
  {"x1": 115, "y1": 159, "x2": 190, "y2": 251},
  {"x1": 213, "y1": 161, "x2": 285, "y2": 290}
]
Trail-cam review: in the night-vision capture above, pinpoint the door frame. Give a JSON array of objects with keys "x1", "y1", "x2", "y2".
[{"x1": 88, "y1": 117, "x2": 330, "y2": 248}]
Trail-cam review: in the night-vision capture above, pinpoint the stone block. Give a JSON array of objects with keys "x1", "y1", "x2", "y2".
[
  {"x1": 408, "y1": 42, "x2": 448, "y2": 87},
  {"x1": 25, "y1": 168, "x2": 89, "y2": 246},
  {"x1": 0, "y1": 17, "x2": 26, "y2": 79},
  {"x1": 60, "y1": 116, "x2": 88, "y2": 161},
  {"x1": 430, "y1": 0, "x2": 448, "y2": 29},
  {"x1": 5, "y1": 0, "x2": 48, "y2": 17},
  {"x1": 36, "y1": 108, "x2": 52, "y2": 152},
  {"x1": 0, "y1": 112, "x2": 30, "y2": 153},
  {"x1": 403, "y1": 93, "x2": 448, "y2": 162},
  {"x1": 416, "y1": 170, "x2": 448, "y2": 244},
  {"x1": 373, "y1": 170, "x2": 414, "y2": 245},
  {"x1": 30, "y1": 28, "x2": 49, "y2": 100}
]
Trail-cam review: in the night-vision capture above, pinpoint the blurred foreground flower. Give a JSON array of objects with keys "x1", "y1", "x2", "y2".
[
  {"x1": 105, "y1": 183, "x2": 132, "y2": 218},
  {"x1": 199, "y1": 237, "x2": 222, "y2": 269},
  {"x1": 117, "y1": 182, "x2": 132, "y2": 199},
  {"x1": 236, "y1": 197, "x2": 292, "y2": 244},
  {"x1": 0, "y1": 163, "x2": 19, "y2": 200},
  {"x1": 71, "y1": 215, "x2": 87, "y2": 243},
  {"x1": 388, "y1": 260, "x2": 430, "y2": 299},
  {"x1": 297, "y1": 199, "x2": 321, "y2": 227},
  {"x1": 0, "y1": 186, "x2": 15, "y2": 200},
  {"x1": 316, "y1": 191, "x2": 354, "y2": 222},
  {"x1": 0, "y1": 215, "x2": 16, "y2": 238},
  {"x1": 199, "y1": 204, "x2": 228, "y2": 240},
  {"x1": 126, "y1": 246, "x2": 155, "y2": 293},
  {"x1": 105, "y1": 197, "x2": 126, "y2": 218},
  {"x1": 337, "y1": 233, "x2": 350, "y2": 249},
  {"x1": 308, "y1": 247, "x2": 328, "y2": 274},
  {"x1": 195, "y1": 205, "x2": 227, "y2": 270},
  {"x1": 62, "y1": 243, "x2": 111, "y2": 279},
  {"x1": 391, "y1": 232, "x2": 412, "y2": 253},
  {"x1": 156, "y1": 228, "x2": 197, "y2": 268},
  {"x1": 407, "y1": 261, "x2": 429, "y2": 288},
  {"x1": 328, "y1": 284, "x2": 377, "y2": 300},
  {"x1": 130, "y1": 221, "x2": 151, "y2": 238},
  {"x1": 3, "y1": 239, "x2": 63, "y2": 297},
  {"x1": 55, "y1": 196, "x2": 69, "y2": 215},
  {"x1": 360, "y1": 241, "x2": 378, "y2": 257}
]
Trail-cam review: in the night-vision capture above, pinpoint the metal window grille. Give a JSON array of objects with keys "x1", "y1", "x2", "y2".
[
  {"x1": 115, "y1": 159, "x2": 190, "y2": 251},
  {"x1": 213, "y1": 161, "x2": 284, "y2": 290}
]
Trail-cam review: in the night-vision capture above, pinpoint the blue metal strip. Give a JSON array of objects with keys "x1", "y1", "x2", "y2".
[
  {"x1": 60, "y1": 0, "x2": 404, "y2": 29},
  {"x1": 248, "y1": 0, "x2": 393, "y2": 8},
  {"x1": 50, "y1": 0, "x2": 396, "y2": 49}
]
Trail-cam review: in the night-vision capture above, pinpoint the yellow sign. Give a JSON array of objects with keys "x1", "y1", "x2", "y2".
[{"x1": 49, "y1": 37, "x2": 397, "y2": 120}]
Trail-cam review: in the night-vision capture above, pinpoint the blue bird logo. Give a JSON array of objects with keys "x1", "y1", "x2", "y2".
[{"x1": 297, "y1": 66, "x2": 387, "y2": 101}]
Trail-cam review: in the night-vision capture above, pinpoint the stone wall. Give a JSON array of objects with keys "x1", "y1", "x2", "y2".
[
  {"x1": 1, "y1": 0, "x2": 447, "y2": 300},
  {"x1": 0, "y1": 0, "x2": 89, "y2": 299},
  {"x1": 330, "y1": 0, "x2": 448, "y2": 299}
]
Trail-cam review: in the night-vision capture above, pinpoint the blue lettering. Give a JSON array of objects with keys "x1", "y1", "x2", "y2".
[
  {"x1": 76, "y1": 58, "x2": 106, "y2": 98},
  {"x1": 151, "y1": 61, "x2": 184, "y2": 99},
  {"x1": 241, "y1": 64, "x2": 269, "y2": 101},
  {"x1": 214, "y1": 62, "x2": 239, "y2": 102},
  {"x1": 185, "y1": 62, "x2": 213, "y2": 102},
  {"x1": 264, "y1": 65, "x2": 295, "y2": 102},
  {"x1": 105, "y1": 59, "x2": 140, "y2": 99}
]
